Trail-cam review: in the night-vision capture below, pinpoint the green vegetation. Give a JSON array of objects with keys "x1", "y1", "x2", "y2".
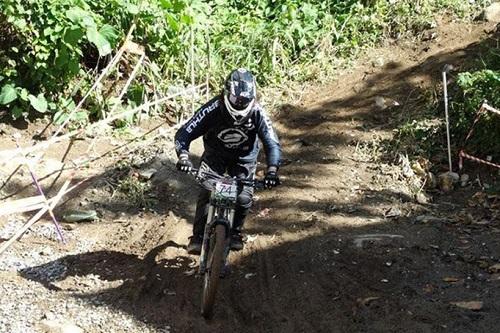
[
  {"x1": 454, "y1": 55, "x2": 500, "y2": 160},
  {"x1": 117, "y1": 174, "x2": 155, "y2": 208},
  {"x1": 0, "y1": 0, "x2": 490, "y2": 124},
  {"x1": 394, "y1": 29, "x2": 500, "y2": 162}
]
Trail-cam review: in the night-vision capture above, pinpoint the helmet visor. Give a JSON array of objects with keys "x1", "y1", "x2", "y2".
[
  {"x1": 228, "y1": 94, "x2": 252, "y2": 110},
  {"x1": 224, "y1": 95, "x2": 254, "y2": 121}
]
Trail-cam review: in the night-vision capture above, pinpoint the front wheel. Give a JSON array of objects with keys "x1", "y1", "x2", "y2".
[{"x1": 201, "y1": 224, "x2": 227, "y2": 319}]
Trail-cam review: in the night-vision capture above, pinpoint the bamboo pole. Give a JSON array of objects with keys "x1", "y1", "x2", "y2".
[
  {"x1": 0, "y1": 179, "x2": 71, "y2": 255},
  {"x1": 0, "y1": 175, "x2": 90, "y2": 216},
  {"x1": 0, "y1": 195, "x2": 44, "y2": 216},
  {"x1": 1, "y1": 202, "x2": 46, "y2": 216},
  {"x1": 484, "y1": 103, "x2": 500, "y2": 115},
  {"x1": 0, "y1": 84, "x2": 205, "y2": 161},
  {"x1": 86, "y1": 84, "x2": 205, "y2": 130},
  {"x1": 190, "y1": 27, "x2": 196, "y2": 115},
  {"x1": 110, "y1": 53, "x2": 146, "y2": 115},
  {"x1": 51, "y1": 24, "x2": 137, "y2": 139},
  {"x1": 206, "y1": 29, "x2": 210, "y2": 100},
  {"x1": 13, "y1": 135, "x2": 65, "y2": 242},
  {"x1": 85, "y1": 52, "x2": 146, "y2": 155}
]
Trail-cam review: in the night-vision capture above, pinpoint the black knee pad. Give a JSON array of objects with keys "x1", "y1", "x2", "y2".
[{"x1": 237, "y1": 192, "x2": 253, "y2": 209}]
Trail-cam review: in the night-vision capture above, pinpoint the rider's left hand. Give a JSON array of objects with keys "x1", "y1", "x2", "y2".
[{"x1": 264, "y1": 170, "x2": 280, "y2": 188}]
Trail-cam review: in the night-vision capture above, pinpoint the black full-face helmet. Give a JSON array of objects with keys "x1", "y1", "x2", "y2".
[{"x1": 223, "y1": 68, "x2": 256, "y2": 124}]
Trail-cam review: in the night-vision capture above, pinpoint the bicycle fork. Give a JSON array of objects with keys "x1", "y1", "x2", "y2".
[{"x1": 198, "y1": 205, "x2": 235, "y2": 275}]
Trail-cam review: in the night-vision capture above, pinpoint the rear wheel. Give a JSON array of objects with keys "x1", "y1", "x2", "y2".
[{"x1": 201, "y1": 224, "x2": 227, "y2": 319}]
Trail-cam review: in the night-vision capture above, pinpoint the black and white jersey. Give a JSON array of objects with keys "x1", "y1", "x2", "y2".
[{"x1": 174, "y1": 95, "x2": 281, "y2": 167}]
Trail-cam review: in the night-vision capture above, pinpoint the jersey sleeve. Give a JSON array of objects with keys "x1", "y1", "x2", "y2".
[
  {"x1": 257, "y1": 108, "x2": 281, "y2": 168},
  {"x1": 174, "y1": 97, "x2": 220, "y2": 156}
]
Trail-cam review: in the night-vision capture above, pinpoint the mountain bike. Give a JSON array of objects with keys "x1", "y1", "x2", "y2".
[{"x1": 188, "y1": 165, "x2": 266, "y2": 319}]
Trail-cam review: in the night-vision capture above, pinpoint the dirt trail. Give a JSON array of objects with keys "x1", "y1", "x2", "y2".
[{"x1": 1, "y1": 21, "x2": 500, "y2": 333}]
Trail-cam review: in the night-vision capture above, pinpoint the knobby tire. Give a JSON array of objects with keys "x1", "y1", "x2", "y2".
[{"x1": 201, "y1": 224, "x2": 226, "y2": 319}]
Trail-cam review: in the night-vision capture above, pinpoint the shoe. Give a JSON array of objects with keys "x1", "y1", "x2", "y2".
[
  {"x1": 230, "y1": 231, "x2": 244, "y2": 251},
  {"x1": 187, "y1": 234, "x2": 203, "y2": 255}
]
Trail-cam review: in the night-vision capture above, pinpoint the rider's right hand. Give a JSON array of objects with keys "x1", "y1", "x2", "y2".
[{"x1": 176, "y1": 153, "x2": 193, "y2": 173}]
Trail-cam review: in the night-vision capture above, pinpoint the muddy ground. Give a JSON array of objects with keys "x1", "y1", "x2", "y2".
[{"x1": 1, "y1": 21, "x2": 499, "y2": 333}]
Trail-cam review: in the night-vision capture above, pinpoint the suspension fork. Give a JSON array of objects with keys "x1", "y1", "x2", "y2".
[
  {"x1": 198, "y1": 206, "x2": 236, "y2": 275},
  {"x1": 221, "y1": 208, "x2": 235, "y2": 270},
  {"x1": 199, "y1": 205, "x2": 214, "y2": 274}
]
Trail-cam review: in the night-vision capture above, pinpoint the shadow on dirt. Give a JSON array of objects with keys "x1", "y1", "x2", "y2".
[
  {"x1": 20, "y1": 216, "x2": 500, "y2": 332},
  {"x1": 276, "y1": 27, "x2": 499, "y2": 171}
]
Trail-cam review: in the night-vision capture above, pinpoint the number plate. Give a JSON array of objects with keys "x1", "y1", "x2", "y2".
[{"x1": 215, "y1": 182, "x2": 238, "y2": 200}]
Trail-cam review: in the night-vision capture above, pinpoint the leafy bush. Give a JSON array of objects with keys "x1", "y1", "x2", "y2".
[
  {"x1": 0, "y1": 0, "x2": 122, "y2": 117},
  {"x1": 0, "y1": 0, "x2": 491, "y2": 123},
  {"x1": 0, "y1": 0, "x2": 196, "y2": 120},
  {"x1": 394, "y1": 27, "x2": 500, "y2": 162},
  {"x1": 456, "y1": 70, "x2": 500, "y2": 127},
  {"x1": 452, "y1": 40, "x2": 500, "y2": 159},
  {"x1": 454, "y1": 69, "x2": 500, "y2": 159}
]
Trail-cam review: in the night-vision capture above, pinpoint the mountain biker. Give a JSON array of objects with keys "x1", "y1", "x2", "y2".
[{"x1": 174, "y1": 68, "x2": 281, "y2": 254}]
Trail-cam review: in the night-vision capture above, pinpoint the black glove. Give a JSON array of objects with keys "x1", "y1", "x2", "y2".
[
  {"x1": 176, "y1": 153, "x2": 193, "y2": 173},
  {"x1": 264, "y1": 170, "x2": 280, "y2": 188}
]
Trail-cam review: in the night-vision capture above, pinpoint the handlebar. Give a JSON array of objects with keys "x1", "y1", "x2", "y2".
[{"x1": 187, "y1": 168, "x2": 267, "y2": 190}]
